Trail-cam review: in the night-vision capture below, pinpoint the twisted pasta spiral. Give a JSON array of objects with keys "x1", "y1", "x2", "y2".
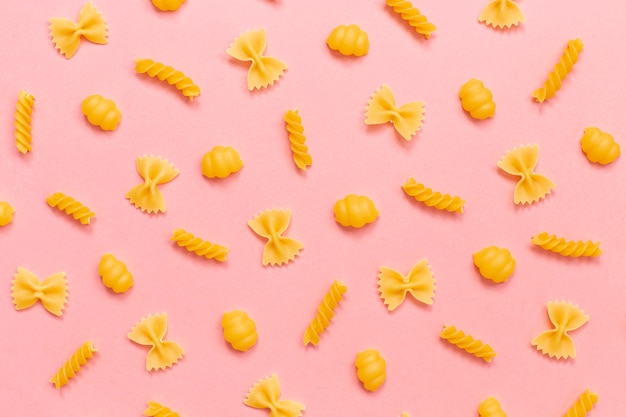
[
  {"x1": 15, "y1": 90, "x2": 35, "y2": 154},
  {"x1": 170, "y1": 228, "x2": 228, "y2": 262},
  {"x1": 49, "y1": 341, "x2": 97, "y2": 389},
  {"x1": 478, "y1": 396, "x2": 507, "y2": 417},
  {"x1": 144, "y1": 401, "x2": 181, "y2": 417},
  {"x1": 303, "y1": 281, "x2": 347, "y2": 346},
  {"x1": 326, "y1": 24, "x2": 369, "y2": 56},
  {"x1": 532, "y1": 39, "x2": 583, "y2": 103},
  {"x1": 440, "y1": 325, "x2": 496, "y2": 362},
  {"x1": 386, "y1": 0, "x2": 436, "y2": 39},
  {"x1": 580, "y1": 127, "x2": 620, "y2": 165},
  {"x1": 222, "y1": 310, "x2": 258, "y2": 352},
  {"x1": 135, "y1": 58, "x2": 200, "y2": 101},
  {"x1": 562, "y1": 389, "x2": 598, "y2": 417},
  {"x1": 355, "y1": 349, "x2": 386, "y2": 391},
  {"x1": 46, "y1": 192, "x2": 95, "y2": 225},
  {"x1": 81, "y1": 94, "x2": 121, "y2": 131},
  {"x1": 402, "y1": 178, "x2": 465, "y2": 213},
  {"x1": 284, "y1": 109, "x2": 312, "y2": 170},
  {"x1": 531, "y1": 232, "x2": 601, "y2": 257}
]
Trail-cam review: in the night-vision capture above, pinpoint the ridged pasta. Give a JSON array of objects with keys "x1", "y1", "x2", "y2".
[
  {"x1": 326, "y1": 24, "x2": 369, "y2": 57},
  {"x1": 365, "y1": 84, "x2": 425, "y2": 141},
  {"x1": 531, "y1": 232, "x2": 601, "y2": 258},
  {"x1": 378, "y1": 259, "x2": 435, "y2": 311},
  {"x1": 128, "y1": 313, "x2": 184, "y2": 371},
  {"x1": 81, "y1": 94, "x2": 121, "y2": 131},
  {"x1": 459, "y1": 79, "x2": 495, "y2": 119},
  {"x1": 303, "y1": 280, "x2": 347, "y2": 346},
  {"x1": 0, "y1": 201, "x2": 15, "y2": 226},
  {"x1": 402, "y1": 178, "x2": 464, "y2": 213},
  {"x1": 15, "y1": 90, "x2": 35, "y2": 154},
  {"x1": 440, "y1": 325, "x2": 496, "y2": 362},
  {"x1": 248, "y1": 208, "x2": 304, "y2": 266},
  {"x1": 222, "y1": 310, "x2": 258, "y2": 352},
  {"x1": 385, "y1": 0, "x2": 436, "y2": 39},
  {"x1": 49, "y1": 341, "x2": 97, "y2": 389},
  {"x1": 355, "y1": 349, "x2": 386, "y2": 392},
  {"x1": 126, "y1": 155, "x2": 179, "y2": 213},
  {"x1": 244, "y1": 374, "x2": 305, "y2": 417},
  {"x1": 473, "y1": 246, "x2": 515, "y2": 283},
  {"x1": 333, "y1": 194, "x2": 379, "y2": 228},
  {"x1": 561, "y1": 389, "x2": 598, "y2": 417},
  {"x1": 150, "y1": 0, "x2": 186, "y2": 11},
  {"x1": 98, "y1": 253, "x2": 133, "y2": 293},
  {"x1": 532, "y1": 301, "x2": 588, "y2": 360},
  {"x1": 144, "y1": 401, "x2": 181, "y2": 417},
  {"x1": 46, "y1": 192, "x2": 95, "y2": 225},
  {"x1": 479, "y1": 0, "x2": 525, "y2": 29},
  {"x1": 497, "y1": 144, "x2": 555, "y2": 205},
  {"x1": 478, "y1": 396, "x2": 507, "y2": 417},
  {"x1": 202, "y1": 146, "x2": 244, "y2": 179},
  {"x1": 580, "y1": 127, "x2": 620, "y2": 165},
  {"x1": 11, "y1": 267, "x2": 68, "y2": 316},
  {"x1": 284, "y1": 109, "x2": 312, "y2": 170},
  {"x1": 49, "y1": 1, "x2": 108, "y2": 59},
  {"x1": 532, "y1": 39, "x2": 584, "y2": 103},
  {"x1": 171, "y1": 228, "x2": 229, "y2": 262},
  {"x1": 135, "y1": 58, "x2": 200, "y2": 100}
]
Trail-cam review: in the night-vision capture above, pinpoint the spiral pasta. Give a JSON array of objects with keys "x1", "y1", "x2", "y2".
[
  {"x1": 532, "y1": 39, "x2": 584, "y2": 103},
  {"x1": 170, "y1": 228, "x2": 229, "y2": 262},
  {"x1": 326, "y1": 24, "x2": 369, "y2": 57},
  {"x1": 333, "y1": 194, "x2": 379, "y2": 228},
  {"x1": 144, "y1": 401, "x2": 181, "y2": 417},
  {"x1": 49, "y1": 341, "x2": 97, "y2": 389},
  {"x1": 479, "y1": 0, "x2": 525, "y2": 29},
  {"x1": 222, "y1": 310, "x2": 258, "y2": 352},
  {"x1": 365, "y1": 84, "x2": 425, "y2": 141},
  {"x1": 385, "y1": 0, "x2": 436, "y2": 39},
  {"x1": 128, "y1": 312, "x2": 184, "y2": 371},
  {"x1": 248, "y1": 208, "x2": 304, "y2": 266},
  {"x1": 135, "y1": 58, "x2": 200, "y2": 100},
  {"x1": 531, "y1": 232, "x2": 601, "y2": 258},
  {"x1": 378, "y1": 259, "x2": 435, "y2": 311},
  {"x1": 202, "y1": 146, "x2": 244, "y2": 179},
  {"x1": 478, "y1": 396, "x2": 507, "y2": 417},
  {"x1": 561, "y1": 389, "x2": 598, "y2": 417},
  {"x1": 0, "y1": 201, "x2": 15, "y2": 226},
  {"x1": 284, "y1": 109, "x2": 312, "y2": 170},
  {"x1": 459, "y1": 78, "x2": 495, "y2": 119},
  {"x1": 126, "y1": 155, "x2": 179, "y2": 213},
  {"x1": 244, "y1": 374, "x2": 305, "y2": 417},
  {"x1": 402, "y1": 178, "x2": 465, "y2": 213},
  {"x1": 81, "y1": 94, "x2": 121, "y2": 131},
  {"x1": 303, "y1": 280, "x2": 347, "y2": 346},
  {"x1": 150, "y1": 0, "x2": 186, "y2": 11},
  {"x1": 473, "y1": 246, "x2": 515, "y2": 283},
  {"x1": 46, "y1": 192, "x2": 95, "y2": 225},
  {"x1": 440, "y1": 325, "x2": 496, "y2": 362},
  {"x1": 15, "y1": 90, "x2": 35, "y2": 154},
  {"x1": 355, "y1": 349, "x2": 386, "y2": 392},
  {"x1": 532, "y1": 301, "x2": 588, "y2": 360},
  {"x1": 580, "y1": 127, "x2": 620, "y2": 165},
  {"x1": 98, "y1": 253, "x2": 133, "y2": 293},
  {"x1": 49, "y1": 1, "x2": 108, "y2": 59}
]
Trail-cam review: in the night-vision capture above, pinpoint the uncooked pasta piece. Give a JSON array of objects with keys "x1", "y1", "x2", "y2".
[
  {"x1": 303, "y1": 280, "x2": 347, "y2": 346},
  {"x1": 170, "y1": 228, "x2": 229, "y2": 262},
  {"x1": 580, "y1": 127, "x2": 620, "y2": 165},
  {"x1": 46, "y1": 192, "x2": 95, "y2": 225},
  {"x1": 365, "y1": 84, "x2": 425, "y2": 141},
  {"x1": 326, "y1": 24, "x2": 369, "y2": 56},
  {"x1": 126, "y1": 155, "x2": 179, "y2": 213},
  {"x1": 532, "y1": 39, "x2": 583, "y2": 103},
  {"x1": 222, "y1": 310, "x2": 258, "y2": 352},
  {"x1": 49, "y1": 1, "x2": 108, "y2": 59},
  {"x1": 15, "y1": 90, "x2": 35, "y2": 154},
  {"x1": 227, "y1": 28, "x2": 287, "y2": 90},
  {"x1": 355, "y1": 349, "x2": 386, "y2": 392},
  {"x1": 459, "y1": 79, "x2": 495, "y2": 119},
  {"x1": 81, "y1": 94, "x2": 121, "y2": 131},
  {"x1": 49, "y1": 341, "x2": 97, "y2": 389},
  {"x1": 128, "y1": 313, "x2": 184, "y2": 371},
  {"x1": 561, "y1": 389, "x2": 598, "y2": 417},
  {"x1": 385, "y1": 0, "x2": 436, "y2": 39},
  {"x1": 440, "y1": 325, "x2": 496, "y2": 362},
  {"x1": 202, "y1": 146, "x2": 243, "y2": 179},
  {"x1": 402, "y1": 178, "x2": 464, "y2": 213},
  {"x1": 479, "y1": 0, "x2": 525, "y2": 29},
  {"x1": 497, "y1": 144, "x2": 555, "y2": 205},
  {"x1": 150, "y1": 0, "x2": 186, "y2": 11},
  {"x1": 11, "y1": 267, "x2": 68, "y2": 316},
  {"x1": 531, "y1": 301, "x2": 588, "y2": 359},
  {"x1": 284, "y1": 109, "x2": 312, "y2": 170},
  {"x1": 0, "y1": 202, "x2": 15, "y2": 226},
  {"x1": 98, "y1": 254, "x2": 133, "y2": 293},
  {"x1": 135, "y1": 59, "x2": 200, "y2": 100},
  {"x1": 473, "y1": 246, "x2": 515, "y2": 283},
  {"x1": 248, "y1": 209, "x2": 303, "y2": 266},
  {"x1": 378, "y1": 259, "x2": 435, "y2": 311},
  {"x1": 244, "y1": 374, "x2": 305, "y2": 417},
  {"x1": 531, "y1": 232, "x2": 601, "y2": 257},
  {"x1": 144, "y1": 401, "x2": 182, "y2": 417},
  {"x1": 478, "y1": 396, "x2": 507, "y2": 417},
  {"x1": 333, "y1": 194, "x2": 379, "y2": 228}
]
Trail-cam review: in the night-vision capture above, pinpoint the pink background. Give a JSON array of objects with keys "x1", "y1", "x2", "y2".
[{"x1": 2, "y1": 0, "x2": 626, "y2": 415}]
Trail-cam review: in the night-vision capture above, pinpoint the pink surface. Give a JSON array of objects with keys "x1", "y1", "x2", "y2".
[{"x1": 2, "y1": 0, "x2": 626, "y2": 415}]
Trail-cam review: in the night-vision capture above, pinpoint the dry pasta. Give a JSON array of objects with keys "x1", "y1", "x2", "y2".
[
  {"x1": 440, "y1": 325, "x2": 496, "y2": 362},
  {"x1": 11, "y1": 267, "x2": 68, "y2": 316},
  {"x1": 561, "y1": 389, "x2": 598, "y2": 417},
  {"x1": 201, "y1": 146, "x2": 243, "y2": 179},
  {"x1": 49, "y1": 341, "x2": 97, "y2": 389},
  {"x1": 459, "y1": 79, "x2": 495, "y2": 119},
  {"x1": 497, "y1": 144, "x2": 555, "y2": 205},
  {"x1": 385, "y1": 0, "x2": 436, "y2": 39},
  {"x1": 135, "y1": 58, "x2": 200, "y2": 100},
  {"x1": 580, "y1": 127, "x2": 620, "y2": 165},
  {"x1": 15, "y1": 90, "x2": 35, "y2": 154},
  {"x1": 303, "y1": 280, "x2": 347, "y2": 346},
  {"x1": 402, "y1": 178, "x2": 464, "y2": 213},
  {"x1": 479, "y1": 0, "x2": 525, "y2": 29},
  {"x1": 244, "y1": 374, "x2": 305, "y2": 417},
  {"x1": 81, "y1": 94, "x2": 121, "y2": 131},
  {"x1": 150, "y1": 0, "x2": 186, "y2": 11},
  {"x1": 49, "y1": 1, "x2": 108, "y2": 59},
  {"x1": 365, "y1": 84, "x2": 425, "y2": 141},
  {"x1": 46, "y1": 192, "x2": 95, "y2": 225},
  {"x1": 126, "y1": 155, "x2": 179, "y2": 213},
  {"x1": 0, "y1": 202, "x2": 14, "y2": 226},
  {"x1": 326, "y1": 24, "x2": 369, "y2": 57},
  {"x1": 222, "y1": 310, "x2": 258, "y2": 352},
  {"x1": 478, "y1": 396, "x2": 507, "y2": 417},
  {"x1": 532, "y1": 39, "x2": 583, "y2": 103},
  {"x1": 333, "y1": 194, "x2": 379, "y2": 228},
  {"x1": 170, "y1": 228, "x2": 229, "y2": 262},
  {"x1": 284, "y1": 109, "x2": 312, "y2": 170},
  {"x1": 144, "y1": 401, "x2": 181, "y2": 417},
  {"x1": 98, "y1": 254, "x2": 133, "y2": 293},
  {"x1": 473, "y1": 246, "x2": 515, "y2": 283},
  {"x1": 378, "y1": 259, "x2": 435, "y2": 311},
  {"x1": 128, "y1": 313, "x2": 184, "y2": 371},
  {"x1": 355, "y1": 349, "x2": 386, "y2": 392},
  {"x1": 531, "y1": 232, "x2": 601, "y2": 258},
  {"x1": 248, "y1": 208, "x2": 304, "y2": 266},
  {"x1": 531, "y1": 301, "x2": 588, "y2": 359}
]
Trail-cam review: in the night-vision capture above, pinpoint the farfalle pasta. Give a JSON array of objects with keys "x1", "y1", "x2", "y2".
[
  {"x1": 531, "y1": 232, "x2": 601, "y2": 257},
  {"x1": 386, "y1": 0, "x2": 436, "y2": 39},
  {"x1": 244, "y1": 374, "x2": 305, "y2": 417},
  {"x1": 202, "y1": 146, "x2": 244, "y2": 179},
  {"x1": 326, "y1": 24, "x2": 369, "y2": 57},
  {"x1": 98, "y1": 254, "x2": 133, "y2": 293},
  {"x1": 49, "y1": 341, "x2": 97, "y2": 389},
  {"x1": 248, "y1": 209, "x2": 304, "y2": 266},
  {"x1": 284, "y1": 109, "x2": 312, "y2": 170},
  {"x1": 11, "y1": 267, "x2": 68, "y2": 316},
  {"x1": 402, "y1": 178, "x2": 464, "y2": 213},
  {"x1": 126, "y1": 155, "x2": 179, "y2": 213},
  {"x1": 15, "y1": 90, "x2": 35, "y2": 154},
  {"x1": 365, "y1": 84, "x2": 425, "y2": 141},
  {"x1": 459, "y1": 79, "x2": 495, "y2": 119},
  {"x1": 378, "y1": 259, "x2": 435, "y2": 311},
  {"x1": 479, "y1": 0, "x2": 525, "y2": 29},
  {"x1": 303, "y1": 280, "x2": 347, "y2": 346},
  {"x1": 497, "y1": 144, "x2": 555, "y2": 205},
  {"x1": 227, "y1": 28, "x2": 287, "y2": 90},
  {"x1": 580, "y1": 127, "x2": 620, "y2": 165},
  {"x1": 531, "y1": 301, "x2": 588, "y2": 359},
  {"x1": 135, "y1": 59, "x2": 200, "y2": 101},
  {"x1": 533, "y1": 39, "x2": 584, "y2": 103},
  {"x1": 144, "y1": 401, "x2": 182, "y2": 417},
  {"x1": 171, "y1": 228, "x2": 229, "y2": 262},
  {"x1": 333, "y1": 194, "x2": 379, "y2": 228},
  {"x1": 128, "y1": 313, "x2": 184, "y2": 371},
  {"x1": 49, "y1": 1, "x2": 108, "y2": 59},
  {"x1": 440, "y1": 325, "x2": 496, "y2": 362},
  {"x1": 473, "y1": 246, "x2": 515, "y2": 283},
  {"x1": 46, "y1": 192, "x2": 95, "y2": 225},
  {"x1": 478, "y1": 396, "x2": 507, "y2": 417},
  {"x1": 0, "y1": 202, "x2": 14, "y2": 226},
  {"x1": 150, "y1": 0, "x2": 186, "y2": 11},
  {"x1": 355, "y1": 349, "x2": 386, "y2": 392},
  {"x1": 81, "y1": 94, "x2": 121, "y2": 131},
  {"x1": 561, "y1": 389, "x2": 598, "y2": 417},
  {"x1": 222, "y1": 310, "x2": 258, "y2": 352}
]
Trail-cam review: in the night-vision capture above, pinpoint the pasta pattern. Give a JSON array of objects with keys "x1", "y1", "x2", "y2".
[
  {"x1": 440, "y1": 325, "x2": 496, "y2": 362},
  {"x1": 580, "y1": 127, "x2": 620, "y2": 165},
  {"x1": 222, "y1": 310, "x2": 258, "y2": 352},
  {"x1": 11, "y1": 267, "x2": 68, "y2": 316},
  {"x1": 15, "y1": 90, "x2": 35, "y2": 154},
  {"x1": 532, "y1": 39, "x2": 584, "y2": 103},
  {"x1": 135, "y1": 58, "x2": 200, "y2": 100},
  {"x1": 144, "y1": 401, "x2": 181, "y2": 417},
  {"x1": 333, "y1": 194, "x2": 379, "y2": 228},
  {"x1": 385, "y1": 0, "x2": 436, "y2": 39},
  {"x1": 531, "y1": 301, "x2": 589, "y2": 359},
  {"x1": 326, "y1": 24, "x2": 370, "y2": 57},
  {"x1": 378, "y1": 259, "x2": 435, "y2": 311},
  {"x1": 128, "y1": 313, "x2": 184, "y2": 371},
  {"x1": 497, "y1": 144, "x2": 555, "y2": 205},
  {"x1": 355, "y1": 349, "x2": 386, "y2": 392},
  {"x1": 284, "y1": 109, "x2": 312, "y2": 170},
  {"x1": 248, "y1": 209, "x2": 304, "y2": 266},
  {"x1": 531, "y1": 232, "x2": 601, "y2": 258},
  {"x1": 46, "y1": 192, "x2": 95, "y2": 225},
  {"x1": 81, "y1": 94, "x2": 121, "y2": 131},
  {"x1": 244, "y1": 374, "x2": 305, "y2": 417},
  {"x1": 561, "y1": 389, "x2": 598, "y2": 417},
  {"x1": 170, "y1": 228, "x2": 229, "y2": 262},
  {"x1": 459, "y1": 78, "x2": 495, "y2": 119},
  {"x1": 227, "y1": 28, "x2": 288, "y2": 90},
  {"x1": 303, "y1": 280, "x2": 347, "y2": 346},
  {"x1": 126, "y1": 155, "x2": 179, "y2": 213},
  {"x1": 402, "y1": 178, "x2": 465, "y2": 213},
  {"x1": 479, "y1": 0, "x2": 525, "y2": 29},
  {"x1": 98, "y1": 253, "x2": 133, "y2": 293},
  {"x1": 478, "y1": 396, "x2": 507, "y2": 417},
  {"x1": 365, "y1": 84, "x2": 425, "y2": 141},
  {"x1": 150, "y1": 0, "x2": 186, "y2": 12},
  {"x1": 0, "y1": 201, "x2": 14, "y2": 226},
  {"x1": 49, "y1": 1, "x2": 108, "y2": 59},
  {"x1": 473, "y1": 246, "x2": 516, "y2": 283},
  {"x1": 202, "y1": 146, "x2": 244, "y2": 179},
  {"x1": 49, "y1": 341, "x2": 97, "y2": 389}
]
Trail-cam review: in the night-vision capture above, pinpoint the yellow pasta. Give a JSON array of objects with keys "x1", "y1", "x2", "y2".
[
  {"x1": 385, "y1": 0, "x2": 436, "y2": 39},
  {"x1": 326, "y1": 24, "x2": 369, "y2": 57},
  {"x1": 459, "y1": 79, "x2": 495, "y2": 119},
  {"x1": 98, "y1": 253, "x2": 133, "y2": 293},
  {"x1": 135, "y1": 58, "x2": 200, "y2": 101},
  {"x1": 473, "y1": 246, "x2": 515, "y2": 283},
  {"x1": 150, "y1": 0, "x2": 186, "y2": 11},
  {"x1": 478, "y1": 396, "x2": 507, "y2": 417},
  {"x1": 0, "y1": 201, "x2": 15, "y2": 226},
  {"x1": 49, "y1": 1, "x2": 108, "y2": 59},
  {"x1": 222, "y1": 310, "x2": 258, "y2": 352},
  {"x1": 144, "y1": 401, "x2": 181, "y2": 417},
  {"x1": 333, "y1": 194, "x2": 379, "y2": 228},
  {"x1": 128, "y1": 313, "x2": 184, "y2": 371},
  {"x1": 440, "y1": 325, "x2": 496, "y2": 362},
  {"x1": 303, "y1": 280, "x2": 347, "y2": 346},
  {"x1": 561, "y1": 389, "x2": 598, "y2": 417},
  {"x1": 46, "y1": 192, "x2": 95, "y2": 225},
  {"x1": 201, "y1": 146, "x2": 243, "y2": 179},
  {"x1": 365, "y1": 84, "x2": 425, "y2": 141},
  {"x1": 81, "y1": 94, "x2": 121, "y2": 131},
  {"x1": 126, "y1": 155, "x2": 179, "y2": 213},
  {"x1": 533, "y1": 39, "x2": 584, "y2": 103},
  {"x1": 402, "y1": 178, "x2": 464, "y2": 213},
  {"x1": 580, "y1": 127, "x2": 620, "y2": 165},
  {"x1": 532, "y1": 301, "x2": 588, "y2": 360},
  {"x1": 248, "y1": 208, "x2": 304, "y2": 266},
  {"x1": 497, "y1": 144, "x2": 555, "y2": 205},
  {"x1": 170, "y1": 228, "x2": 229, "y2": 262},
  {"x1": 244, "y1": 374, "x2": 305, "y2": 417},
  {"x1": 49, "y1": 341, "x2": 97, "y2": 389},
  {"x1": 479, "y1": 0, "x2": 525, "y2": 29},
  {"x1": 15, "y1": 90, "x2": 35, "y2": 154},
  {"x1": 11, "y1": 267, "x2": 68, "y2": 316},
  {"x1": 284, "y1": 109, "x2": 312, "y2": 170},
  {"x1": 355, "y1": 349, "x2": 386, "y2": 392},
  {"x1": 227, "y1": 28, "x2": 287, "y2": 90},
  {"x1": 378, "y1": 259, "x2": 435, "y2": 311},
  {"x1": 531, "y1": 232, "x2": 601, "y2": 258}
]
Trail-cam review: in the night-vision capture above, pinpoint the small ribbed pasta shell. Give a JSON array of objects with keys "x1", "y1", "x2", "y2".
[
  {"x1": 459, "y1": 79, "x2": 495, "y2": 119},
  {"x1": 478, "y1": 396, "x2": 507, "y2": 417},
  {"x1": 202, "y1": 146, "x2": 243, "y2": 179},
  {"x1": 222, "y1": 310, "x2": 258, "y2": 352},
  {"x1": 355, "y1": 349, "x2": 386, "y2": 391},
  {"x1": 580, "y1": 127, "x2": 620, "y2": 165},
  {"x1": 326, "y1": 24, "x2": 369, "y2": 57},
  {"x1": 98, "y1": 253, "x2": 133, "y2": 293},
  {"x1": 473, "y1": 246, "x2": 515, "y2": 283},
  {"x1": 150, "y1": 0, "x2": 186, "y2": 11},
  {"x1": 333, "y1": 194, "x2": 379, "y2": 228},
  {"x1": 0, "y1": 202, "x2": 15, "y2": 226},
  {"x1": 81, "y1": 94, "x2": 121, "y2": 131}
]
